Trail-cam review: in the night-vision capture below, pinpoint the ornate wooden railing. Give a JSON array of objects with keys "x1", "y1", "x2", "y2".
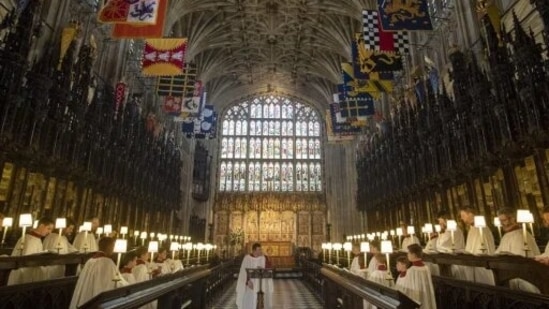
[
  {"x1": 320, "y1": 264, "x2": 419, "y2": 309},
  {"x1": 423, "y1": 252, "x2": 549, "y2": 294}
]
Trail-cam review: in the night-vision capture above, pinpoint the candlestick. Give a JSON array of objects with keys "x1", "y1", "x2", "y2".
[
  {"x1": 120, "y1": 226, "x2": 128, "y2": 239},
  {"x1": 333, "y1": 243, "x2": 342, "y2": 266},
  {"x1": 19, "y1": 214, "x2": 33, "y2": 253},
  {"x1": 447, "y1": 220, "x2": 457, "y2": 252},
  {"x1": 2, "y1": 217, "x2": 13, "y2": 247},
  {"x1": 474, "y1": 216, "x2": 487, "y2": 252},
  {"x1": 343, "y1": 242, "x2": 352, "y2": 268},
  {"x1": 493, "y1": 217, "x2": 502, "y2": 240},
  {"x1": 381, "y1": 240, "x2": 393, "y2": 280},
  {"x1": 517, "y1": 210, "x2": 532, "y2": 256}
]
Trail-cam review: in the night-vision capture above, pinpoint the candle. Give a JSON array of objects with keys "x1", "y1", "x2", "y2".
[
  {"x1": 120, "y1": 226, "x2": 128, "y2": 238},
  {"x1": 447, "y1": 220, "x2": 457, "y2": 251},
  {"x1": 343, "y1": 242, "x2": 352, "y2": 267},
  {"x1": 493, "y1": 217, "x2": 502, "y2": 239},
  {"x1": 55, "y1": 218, "x2": 67, "y2": 250},
  {"x1": 103, "y1": 224, "x2": 112, "y2": 237}
]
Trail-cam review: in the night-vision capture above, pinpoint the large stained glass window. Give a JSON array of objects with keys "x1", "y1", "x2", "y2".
[{"x1": 219, "y1": 95, "x2": 322, "y2": 192}]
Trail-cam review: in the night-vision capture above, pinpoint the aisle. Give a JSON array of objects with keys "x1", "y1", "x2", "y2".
[{"x1": 209, "y1": 279, "x2": 323, "y2": 309}]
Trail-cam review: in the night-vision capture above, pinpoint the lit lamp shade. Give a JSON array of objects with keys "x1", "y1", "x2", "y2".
[
  {"x1": 446, "y1": 220, "x2": 457, "y2": 231},
  {"x1": 517, "y1": 210, "x2": 532, "y2": 223},
  {"x1": 140, "y1": 232, "x2": 148, "y2": 239},
  {"x1": 33, "y1": 220, "x2": 39, "y2": 229},
  {"x1": 333, "y1": 243, "x2": 342, "y2": 251},
  {"x1": 390, "y1": 230, "x2": 395, "y2": 236},
  {"x1": 2, "y1": 217, "x2": 13, "y2": 228},
  {"x1": 205, "y1": 244, "x2": 213, "y2": 251},
  {"x1": 134, "y1": 230, "x2": 140, "y2": 237},
  {"x1": 346, "y1": 236, "x2": 351, "y2": 241},
  {"x1": 525, "y1": 212, "x2": 534, "y2": 224},
  {"x1": 148, "y1": 241, "x2": 159, "y2": 253},
  {"x1": 434, "y1": 224, "x2": 442, "y2": 233},
  {"x1": 381, "y1": 240, "x2": 393, "y2": 254},
  {"x1": 19, "y1": 214, "x2": 33, "y2": 227},
  {"x1": 474, "y1": 216, "x2": 486, "y2": 228},
  {"x1": 407, "y1": 226, "x2": 415, "y2": 235},
  {"x1": 170, "y1": 242, "x2": 180, "y2": 251},
  {"x1": 83, "y1": 222, "x2": 92, "y2": 232},
  {"x1": 197, "y1": 242, "x2": 205, "y2": 250},
  {"x1": 396, "y1": 228, "x2": 403, "y2": 236},
  {"x1": 360, "y1": 242, "x2": 370, "y2": 253},
  {"x1": 55, "y1": 218, "x2": 66, "y2": 229},
  {"x1": 361, "y1": 234, "x2": 365, "y2": 239},
  {"x1": 96, "y1": 227, "x2": 103, "y2": 235},
  {"x1": 493, "y1": 217, "x2": 501, "y2": 227},
  {"x1": 184, "y1": 242, "x2": 193, "y2": 250},
  {"x1": 150, "y1": 232, "x2": 156, "y2": 239},
  {"x1": 120, "y1": 226, "x2": 128, "y2": 234},
  {"x1": 114, "y1": 239, "x2": 127, "y2": 253},
  {"x1": 78, "y1": 225, "x2": 84, "y2": 232},
  {"x1": 424, "y1": 224, "x2": 433, "y2": 234},
  {"x1": 326, "y1": 243, "x2": 332, "y2": 250},
  {"x1": 381, "y1": 232, "x2": 388, "y2": 240},
  {"x1": 343, "y1": 242, "x2": 352, "y2": 252},
  {"x1": 103, "y1": 224, "x2": 112, "y2": 235}
]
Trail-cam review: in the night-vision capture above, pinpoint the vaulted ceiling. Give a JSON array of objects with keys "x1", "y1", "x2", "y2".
[{"x1": 168, "y1": 0, "x2": 373, "y2": 111}]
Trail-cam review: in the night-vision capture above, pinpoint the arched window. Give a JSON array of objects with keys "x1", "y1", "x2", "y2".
[{"x1": 219, "y1": 95, "x2": 323, "y2": 192}]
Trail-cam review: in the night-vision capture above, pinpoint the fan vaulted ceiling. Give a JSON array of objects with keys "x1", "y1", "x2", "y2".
[{"x1": 168, "y1": 0, "x2": 373, "y2": 111}]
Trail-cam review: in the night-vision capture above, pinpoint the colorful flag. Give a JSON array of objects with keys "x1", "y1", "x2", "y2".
[
  {"x1": 377, "y1": 0, "x2": 433, "y2": 31},
  {"x1": 111, "y1": 0, "x2": 168, "y2": 38},
  {"x1": 352, "y1": 33, "x2": 403, "y2": 74},
  {"x1": 162, "y1": 96, "x2": 182, "y2": 115},
  {"x1": 182, "y1": 105, "x2": 217, "y2": 139},
  {"x1": 156, "y1": 63, "x2": 197, "y2": 96},
  {"x1": 363, "y1": 10, "x2": 409, "y2": 54},
  {"x1": 339, "y1": 94, "x2": 375, "y2": 119},
  {"x1": 58, "y1": 22, "x2": 79, "y2": 69},
  {"x1": 98, "y1": 0, "x2": 160, "y2": 25},
  {"x1": 325, "y1": 109, "x2": 355, "y2": 143},
  {"x1": 180, "y1": 81, "x2": 204, "y2": 115},
  {"x1": 342, "y1": 61, "x2": 394, "y2": 97},
  {"x1": 142, "y1": 38, "x2": 187, "y2": 76}
]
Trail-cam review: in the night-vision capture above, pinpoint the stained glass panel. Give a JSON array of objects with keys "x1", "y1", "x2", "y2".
[{"x1": 218, "y1": 95, "x2": 323, "y2": 192}]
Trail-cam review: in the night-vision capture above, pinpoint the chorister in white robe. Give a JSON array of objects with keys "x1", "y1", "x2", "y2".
[
  {"x1": 120, "y1": 268, "x2": 137, "y2": 285},
  {"x1": 363, "y1": 265, "x2": 394, "y2": 309},
  {"x1": 69, "y1": 253, "x2": 128, "y2": 309},
  {"x1": 131, "y1": 260, "x2": 157, "y2": 309},
  {"x1": 7, "y1": 233, "x2": 48, "y2": 285},
  {"x1": 463, "y1": 226, "x2": 496, "y2": 285},
  {"x1": 396, "y1": 261, "x2": 437, "y2": 309},
  {"x1": 236, "y1": 254, "x2": 274, "y2": 309},
  {"x1": 496, "y1": 228, "x2": 541, "y2": 293},
  {"x1": 42, "y1": 233, "x2": 78, "y2": 279},
  {"x1": 401, "y1": 236, "x2": 421, "y2": 252},
  {"x1": 435, "y1": 228, "x2": 465, "y2": 253},
  {"x1": 166, "y1": 259, "x2": 184, "y2": 273},
  {"x1": 72, "y1": 231, "x2": 98, "y2": 252},
  {"x1": 367, "y1": 255, "x2": 381, "y2": 274}
]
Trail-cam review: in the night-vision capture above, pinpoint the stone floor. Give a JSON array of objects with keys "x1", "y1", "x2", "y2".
[{"x1": 209, "y1": 279, "x2": 323, "y2": 309}]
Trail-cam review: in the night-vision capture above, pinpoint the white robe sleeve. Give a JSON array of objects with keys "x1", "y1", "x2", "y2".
[
  {"x1": 73, "y1": 232, "x2": 98, "y2": 252},
  {"x1": 7, "y1": 235, "x2": 48, "y2": 285}
]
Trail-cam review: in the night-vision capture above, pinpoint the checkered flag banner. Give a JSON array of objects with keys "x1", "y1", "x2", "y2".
[{"x1": 362, "y1": 10, "x2": 409, "y2": 54}]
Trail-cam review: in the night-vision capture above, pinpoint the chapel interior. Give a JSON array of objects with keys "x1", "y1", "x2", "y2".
[{"x1": 0, "y1": 0, "x2": 549, "y2": 308}]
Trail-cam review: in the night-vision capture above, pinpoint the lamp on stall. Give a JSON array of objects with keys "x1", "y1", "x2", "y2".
[
  {"x1": 326, "y1": 243, "x2": 333, "y2": 264},
  {"x1": 170, "y1": 242, "x2": 180, "y2": 260},
  {"x1": 96, "y1": 227, "x2": 103, "y2": 238},
  {"x1": 55, "y1": 218, "x2": 67, "y2": 253},
  {"x1": 474, "y1": 216, "x2": 487, "y2": 252},
  {"x1": 150, "y1": 232, "x2": 156, "y2": 240},
  {"x1": 434, "y1": 224, "x2": 441, "y2": 234},
  {"x1": 517, "y1": 209, "x2": 533, "y2": 256},
  {"x1": 148, "y1": 241, "x2": 159, "y2": 264},
  {"x1": 424, "y1": 223, "x2": 434, "y2": 250},
  {"x1": 389, "y1": 230, "x2": 395, "y2": 242},
  {"x1": 82, "y1": 221, "x2": 92, "y2": 253},
  {"x1": 184, "y1": 242, "x2": 193, "y2": 266},
  {"x1": 133, "y1": 230, "x2": 140, "y2": 244},
  {"x1": 360, "y1": 242, "x2": 370, "y2": 268},
  {"x1": 113, "y1": 239, "x2": 127, "y2": 286},
  {"x1": 407, "y1": 226, "x2": 416, "y2": 243},
  {"x1": 1, "y1": 217, "x2": 13, "y2": 247},
  {"x1": 333, "y1": 243, "x2": 342, "y2": 266},
  {"x1": 526, "y1": 211, "x2": 535, "y2": 238},
  {"x1": 205, "y1": 243, "x2": 213, "y2": 262},
  {"x1": 493, "y1": 217, "x2": 502, "y2": 240},
  {"x1": 446, "y1": 220, "x2": 457, "y2": 253},
  {"x1": 103, "y1": 224, "x2": 112, "y2": 237},
  {"x1": 140, "y1": 232, "x2": 148, "y2": 246},
  {"x1": 120, "y1": 226, "x2": 128, "y2": 239},
  {"x1": 343, "y1": 242, "x2": 352, "y2": 268},
  {"x1": 196, "y1": 243, "x2": 204, "y2": 264},
  {"x1": 321, "y1": 243, "x2": 327, "y2": 263},
  {"x1": 396, "y1": 228, "x2": 403, "y2": 249},
  {"x1": 18, "y1": 214, "x2": 33, "y2": 253},
  {"x1": 381, "y1": 240, "x2": 394, "y2": 280}
]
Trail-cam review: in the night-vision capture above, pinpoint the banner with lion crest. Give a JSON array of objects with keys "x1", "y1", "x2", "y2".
[{"x1": 378, "y1": 0, "x2": 433, "y2": 31}]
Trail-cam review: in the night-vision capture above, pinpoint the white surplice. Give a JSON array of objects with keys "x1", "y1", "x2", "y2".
[
  {"x1": 363, "y1": 266, "x2": 394, "y2": 309},
  {"x1": 69, "y1": 254, "x2": 127, "y2": 309},
  {"x1": 7, "y1": 234, "x2": 48, "y2": 285},
  {"x1": 236, "y1": 254, "x2": 273, "y2": 309},
  {"x1": 396, "y1": 261, "x2": 437, "y2": 309},
  {"x1": 131, "y1": 260, "x2": 157, "y2": 309},
  {"x1": 72, "y1": 231, "x2": 98, "y2": 252},
  {"x1": 436, "y1": 228, "x2": 465, "y2": 253},
  {"x1": 42, "y1": 233, "x2": 78, "y2": 279},
  {"x1": 463, "y1": 226, "x2": 496, "y2": 284},
  {"x1": 496, "y1": 228, "x2": 541, "y2": 293},
  {"x1": 401, "y1": 236, "x2": 421, "y2": 252}
]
